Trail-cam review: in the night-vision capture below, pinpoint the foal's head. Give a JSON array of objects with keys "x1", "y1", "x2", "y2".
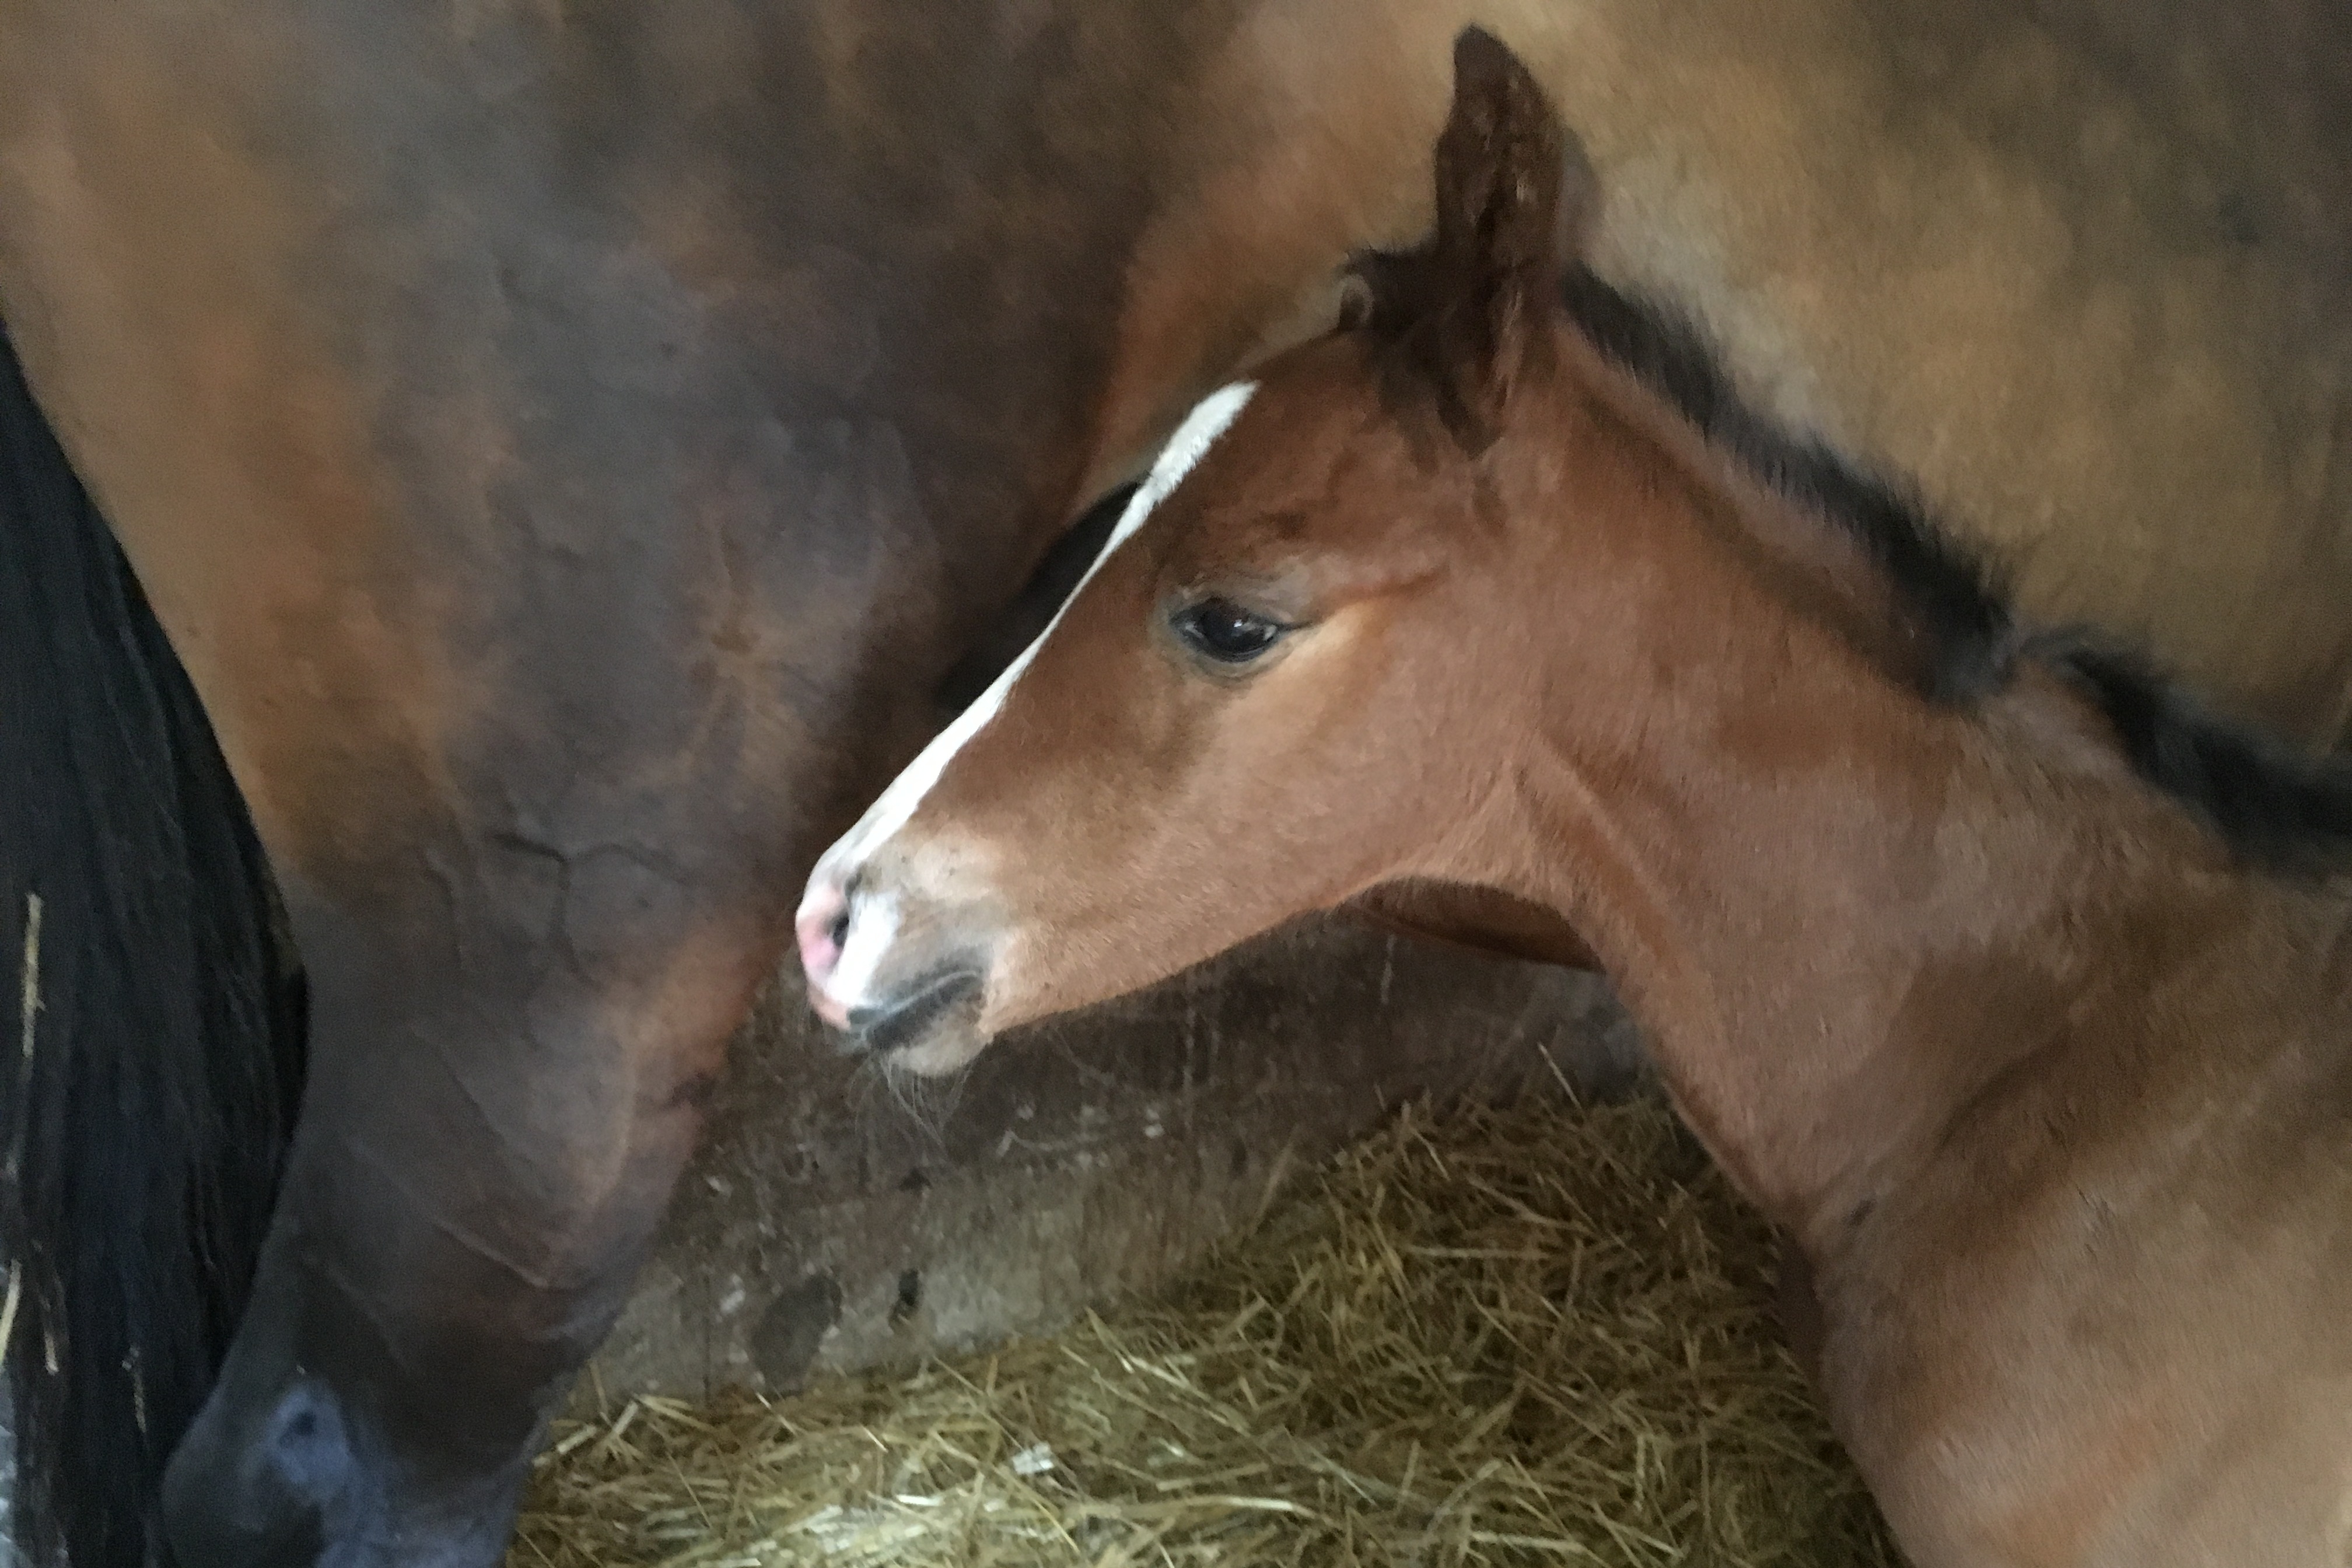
[{"x1": 797, "y1": 27, "x2": 1832, "y2": 1070}]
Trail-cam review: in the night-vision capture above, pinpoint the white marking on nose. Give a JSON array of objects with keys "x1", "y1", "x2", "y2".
[
  {"x1": 818, "y1": 889, "x2": 900, "y2": 1019},
  {"x1": 797, "y1": 379, "x2": 1260, "y2": 911}
]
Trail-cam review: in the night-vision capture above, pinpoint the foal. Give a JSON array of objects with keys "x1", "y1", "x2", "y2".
[{"x1": 799, "y1": 29, "x2": 2352, "y2": 1566}]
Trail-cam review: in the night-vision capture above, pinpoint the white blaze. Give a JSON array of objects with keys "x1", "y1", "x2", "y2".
[
  {"x1": 800, "y1": 380, "x2": 1259, "y2": 951},
  {"x1": 822, "y1": 890, "x2": 900, "y2": 1019}
]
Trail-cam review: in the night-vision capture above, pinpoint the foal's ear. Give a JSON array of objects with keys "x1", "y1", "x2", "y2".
[{"x1": 1427, "y1": 27, "x2": 1588, "y2": 432}]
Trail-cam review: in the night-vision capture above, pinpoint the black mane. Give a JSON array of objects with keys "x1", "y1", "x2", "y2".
[{"x1": 1554, "y1": 265, "x2": 2352, "y2": 877}]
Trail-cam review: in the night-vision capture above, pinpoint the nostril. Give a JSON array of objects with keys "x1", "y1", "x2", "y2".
[
  {"x1": 260, "y1": 1381, "x2": 355, "y2": 1506},
  {"x1": 163, "y1": 1375, "x2": 359, "y2": 1564},
  {"x1": 796, "y1": 883, "x2": 845, "y2": 970}
]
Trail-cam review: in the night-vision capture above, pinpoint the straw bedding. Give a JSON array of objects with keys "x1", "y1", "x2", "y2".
[{"x1": 513, "y1": 1091, "x2": 1897, "y2": 1567}]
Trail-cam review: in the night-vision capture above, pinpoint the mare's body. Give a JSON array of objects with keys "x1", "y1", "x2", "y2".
[
  {"x1": 797, "y1": 32, "x2": 2352, "y2": 1564},
  {"x1": 0, "y1": 3, "x2": 1509, "y2": 1562}
]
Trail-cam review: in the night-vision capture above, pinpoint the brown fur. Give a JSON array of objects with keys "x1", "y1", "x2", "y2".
[
  {"x1": 6, "y1": 0, "x2": 2351, "y2": 1559},
  {"x1": 816, "y1": 31, "x2": 2352, "y2": 1565}
]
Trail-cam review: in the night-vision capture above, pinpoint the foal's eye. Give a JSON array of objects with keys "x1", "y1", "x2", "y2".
[{"x1": 1172, "y1": 597, "x2": 1289, "y2": 666}]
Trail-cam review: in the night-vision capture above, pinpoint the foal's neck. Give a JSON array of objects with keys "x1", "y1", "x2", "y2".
[{"x1": 1459, "y1": 354, "x2": 2237, "y2": 1251}]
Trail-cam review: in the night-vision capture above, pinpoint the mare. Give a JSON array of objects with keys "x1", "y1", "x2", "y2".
[
  {"x1": 798, "y1": 29, "x2": 2352, "y2": 1565},
  {"x1": 5, "y1": 2, "x2": 1757, "y2": 1559}
]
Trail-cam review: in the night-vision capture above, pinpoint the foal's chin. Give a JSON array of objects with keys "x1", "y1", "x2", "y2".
[
  {"x1": 878, "y1": 1019, "x2": 992, "y2": 1077},
  {"x1": 829, "y1": 969, "x2": 995, "y2": 1077}
]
